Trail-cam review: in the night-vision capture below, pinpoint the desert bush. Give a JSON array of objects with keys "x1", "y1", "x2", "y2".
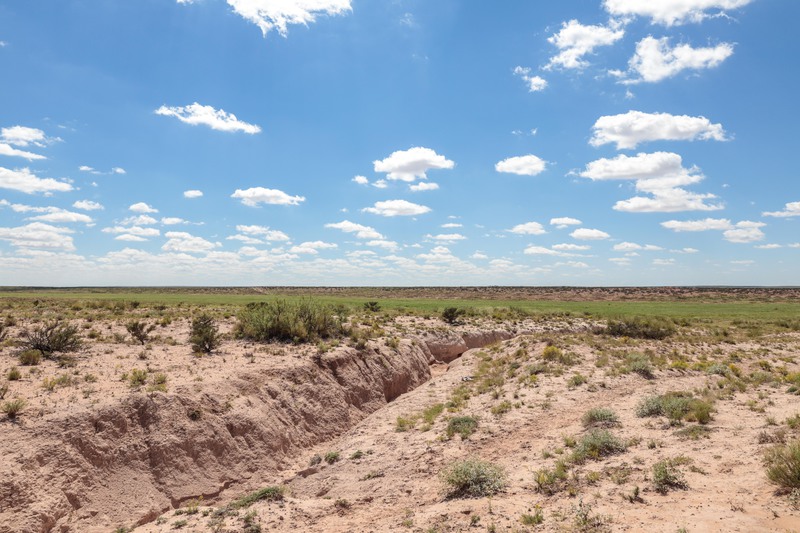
[
  {"x1": 534, "y1": 461, "x2": 569, "y2": 495},
  {"x1": 570, "y1": 429, "x2": 627, "y2": 464},
  {"x1": 490, "y1": 400, "x2": 513, "y2": 415},
  {"x1": 18, "y1": 349, "x2": 42, "y2": 366},
  {"x1": 440, "y1": 458, "x2": 506, "y2": 498},
  {"x1": 765, "y1": 440, "x2": 800, "y2": 490},
  {"x1": 363, "y1": 301, "x2": 381, "y2": 312},
  {"x1": 230, "y1": 486, "x2": 285, "y2": 509},
  {"x1": 7, "y1": 367, "x2": 21, "y2": 381},
  {"x1": 604, "y1": 316, "x2": 676, "y2": 340},
  {"x1": 635, "y1": 392, "x2": 713, "y2": 424},
  {"x1": 190, "y1": 314, "x2": 220, "y2": 354},
  {"x1": 22, "y1": 321, "x2": 82, "y2": 356},
  {"x1": 125, "y1": 320, "x2": 156, "y2": 345},
  {"x1": 652, "y1": 459, "x2": 688, "y2": 493},
  {"x1": 625, "y1": 353, "x2": 654, "y2": 379},
  {"x1": 582, "y1": 408, "x2": 619, "y2": 428},
  {"x1": 128, "y1": 368, "x2": 148, "y2": 388},
  {"x1": 324, "y1": 451, "x2": 340, "y2": 464},
  {"x1": 446, "y1": 416, "x2": 478, "y2": 440},
  {"x1": 442, "y1": 307, "x2": 465, "y2": 325},
  {"x1": 2, "y1": 398, "x2": 26, "y2": 419},
  {"x1": 235, "y1": 299, "x2": 346, "y2": 343}
]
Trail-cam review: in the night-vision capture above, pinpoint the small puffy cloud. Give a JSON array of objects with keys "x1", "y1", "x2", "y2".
[
  {"x1": 161, "y1": 231, "x2": 220, "y2": 253},
  {"x1": 755, "y1": 244, "x2": 782, "y2": 249},
  {"x1": 28, "y1": 209, "x2": 93, "y2": 225},
  {"x1": 0, "y1": 143, "x2": 45, "y2": 161},
  {"x1": 129, "y1": 202, "x2": 158, "y2": 213},
  {"x1": 763, "y1": 201, "x2": 800, "y2": 218},
  {"x1": 553, "y1": 243, "x2": 590, "y2": 251},
  {"x1": 653, "y1": 258, "x2": 676, "y2": 266},
  {"x1": 471, "y1": 252, "x2": 488, "y2": 260},
  {"x1": 591, "y1": 110, "x2": 727, "y2": 149},
  {"x1": 373, "y1": 147, "x2": 454, "y2": 182},
  {"x1": 441, "y1": 223, "x2": 462, "y2": 228},
  {"x1": 224, "y1": 0, "x2": 352, "y2": 37},
  {"x1": 289, "y1": 241, "x2": 338, "y2": 254},
  {"x1": 112, "y1": 167, "x2": 126, "y2": 175},
  {"x1": 558, "y1": 261, "x2": 589, "y2": 268},
  {"x1": 513, "y1": 66, "x2": 547, "y2": 92},
  {"x1": 352, "y1": 175, "x2": 369, "y2": 185},
  {"x1": 789, "y1": 243, "x2": 800, "y2": 249},
  {"x1": 723, "y1": 221, "x2": 765, "y2": 243},
  {"x1": 362, "y1": 199, "x2": 430, "y2": 217},
  {"x1": 183, "y1": 189, "x2": 203, "y2": 199},
  {"x1": 661, "y1": 218, "x2": 733, "y2": 231},
  {"x1": 227, "y1": 234, "x2": 263, "y2": 245},
  {"x1": 1, "y1": 125, "x2": 55, "y2": 147},
  {"x1": 495, "y1": 154, "x2": 547, "y2": 176},
  {"x1": 161, "y1": 217, "x2": 188, "y2": 225},
  {"x1": 121, "y1": 215, "x2": 158, "y2": 226},
  {"x1": 0, "y1": 167, "x2": 73, "y2": 195},
  {"x1": 609, "y1": 257, "x2": 631, "y2": 264},
  {"x1": 410, "y1": 182, "x2": 439, "y2": 192},
  {"x1": 546, "y1": 19, "x2": 624, "y2": 70},
  {"x1": 550, "y1": 217, "x2": 582, "y2": 228},
  {"x1": 579, "y1": 152, "x2": 722, "y2": 212},
  {"x1": 155, "y1": 102, "x2": 261, "y2": 134},
  {"x1": 325, "y1": 220, "x2": 383, "y2": 239},
  {"x1": 603, "y1": 0, "x2": 753, "y2": 26},
  {"x1": 102, "y1": 225, "x2": 161, "y2": 238},
  {"x1": 73, "y1": 200, "x2": 104, "y2": 211},
  {"x1": 508, "y1": 222, "x2": 547, "y2": 235},
  {"x1": 0, "y1": 222, "x2": 75, "y2": 251},
  {"x1": 616, "y1": 37, "x2": 733, "y2": 84},
  {"x1": 524, "y1": 246, "x2": 562, "y2": 256},
  {"x1": 79, "y1": 165, "x2": 96, "y2": 173},
  {"x1": 613, "y1": 242, "x2": 662, "y2": 251},
  {"x1": 236, "y1": 225, "x2": 290, "y2": 241},
  {"x1": 571, "y1": 228, "x2": 610, "y2": 240},
  {"x1": 426, "y1": 233, "x2": 466, "y2": 243},
  {"x1": 231, "y1": 187, "x2": 305, "y2": 206},
  {"x1": 366, "y1": 239, "x2": 399, "y2": 251},
  {"x1": 115, "y1": 234, "x2": 147, "y2": 242},
  {"x1": 372, "y1": 179, "x2": 388, "y2": 189}
]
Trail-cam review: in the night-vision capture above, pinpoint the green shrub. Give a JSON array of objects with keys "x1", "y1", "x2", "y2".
[
  {"x1": 235, "y1": 299, "x2": 347, "y2": 343},
  {"x1": 765, "y1": 440, "x2": 800, "y2": 490},
  {"x1": 605, "y1": 316, "x2": 676, "y2": 340},
  {"x1": 582, "y1": 408, "x2": 619, "y2": 428},
  {"x1": 490, "y1": 400, "x2": 513, "y2": 415},
  {"x1": 128, "y1": 368, "x2": 148, "y2": 388},
  {"x1": 570, "y1": 430, "x2": 627, "y2": 464},
  {"x1": 542, "y1": 345, "x2": 562, "y2": 362},
  {"x1": 2, "y1": 398, "x2": 26, "y2": 419},
  {"x1": 625, "y1": 353, "x2": 654, "y2": 379},
  {"x1": 18, "y1": 349, "x2": 42, "y2": 366},
  {"x1": 126, "y1": 320, "x2": 156, "y2": 345},
  {"x1": 568, "y1": 373, "x2": 587, "y2": 387},
  {"x1": 520, "y1": 506, "x2": 544, "y2": 526},
  {"x1": 440, "y1": 458, "x2": 506, "y2": 498},
  {"x1": 442, "y1": 307, "x2": 465, "y2": 325},
  {"x1": 635, "y1": 392, "x2": 713, "y2": 424},
  {"x1": 324, "y1": 451, "x2": 340, "y2": 464},
  {"x1": 446, "y1": 416, "x2": 478, "y2": 440},
  {"x1": 230, "y1": 486, "x2": 285, "y2": 509},
  {"x1": 534, "y1": 461, "x2": 569, "y2": 495},
  {"x1": 190, "y1": 314, "x2": 220, "y2": 354},
  {"x1": 22, "y1": 321, "x2": 82, "y2": 356},
  {"x1": 652, "y1": 459, "x2": 688, "y2": 493},
  {"x1": 7, "y1": 367, "x2": 21, "y2": 381},
  {"x1": 363, "y1": 301, "x2": 381, "y2": 312}
]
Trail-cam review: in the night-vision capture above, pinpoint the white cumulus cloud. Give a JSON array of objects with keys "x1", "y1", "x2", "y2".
[
  {"x1": 552, "y1": 243, "x2": 590, "y2": 251},
  {"x1": 571, "y1": 228, "x2": 611, "y2": 240},
  {"x1": 0, "y1": 143, "x2": 45, "y2": 161},
  {"x1": 325, "y1": 220, "x2": 383, "y2": 239},
  {"x1": 161, "y1": 231, "x2": 220, "y2": 253},
  {"x1": 0, "y1": 167, "x2": 73, "y2": 195},
  {"x1": 373, "y1": 147, "x2": 454, "y2": 182},
  {"x1": 513, "y1": 66, "x2": 547, "y2": 92},
  {"x1": 224, "y1": 0, "x2": 352, "y2": 37},
  {"x1": 289, "y1": 241, "x2": 338, "y2": 254},
  {"x1": 550, "y1": 217, "x2": 582, "y2": 228},
  {"x1": 763, "y1": 201, "x2": 800, "y2": 218},
  {"x1": 352, "y1": 175, "x2": 369, "y2": 185},
  {"x1": 231, "y1": 187, "x2": 305, "y2": 206},
  {"x1": 546, "y1": 19, "x2": 624, "y2": 70},
  {"x1": 508, "y1": 222, "x2": 547, "y2": 235},
  {"x1": 410, "y1": 182, "x2": 439, "y2": 192},
  {"x1": 362, "y1": 199, "x2": 430, "y2": 217},
  {"x1": 73, "y1": 200, "x2": 104, "y2": 211},
  {"x1": 591, "y1": 110, "x2": 728, "y2": 149},
  {"x1": 495, "y1": 154, "x2": 547, "y2": 176},
  {"x1": 603, "y1": 0, "x2": 753, "y2": 26},
  {"x1": 129, "y1": 202, "x2": 158, "y2": 213},
  {"x1": 236, "y1": 225, "x2": 290, "y2": 241},
  {"x1": 155, "y1": 102, "x2": 261, "y2": 134},
  {"x1": 660, "y1": 218, "x2": 732, "y2": 231},
  {"x1": 183, "y1": 189, "x2": 203, "y2": 199},
  {"x1": 0, "y1": 222, "x2": 75, "y2": 251},
  {"x1": 616, "y1": 37, "x2": 733, "y2": 84},
  {"x1": 1, "y1": 125, "x2": 56, "y2": 147},
  {"x1": 723, "y1": 221, "x2": 765, "y2": 243}
]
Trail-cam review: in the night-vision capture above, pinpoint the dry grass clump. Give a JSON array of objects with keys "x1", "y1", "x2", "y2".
[
  {"x1": 582, "y1": 408, "x2": 620, "y2": 428},
  {"x1": 636, "y1": 391, "x2": 713, "y2": 425},
  {"x1": 652, "y1": 458, "x2": 688, "y2": 493},
  {"x1": 22, "y1": 321, "x2": 82, "y2": 356},
  {"x1": 230, "y1": 486, "x2": 285, "y2": 509},
  {"x1": 2, "y1": 398, "x2": 26, "y2": 419},
  {"x1": 604, "y1": 316, "x2": 675, "y2": 340},
  {"x1": 446, "y1": 416, "x2": 478, "y2": 439},
  {"x1": 764, "y1": 440, "x2": 800, "y2": 490},
  {"x1": 570, "y1": 430, "x2": 627, "y2": 464},
  {"x1": 440, "y1": 458, "x2": 506, "y2": 498}
]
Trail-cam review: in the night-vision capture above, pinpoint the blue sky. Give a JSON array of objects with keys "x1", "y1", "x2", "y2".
[{"x1": 1, "y1": 0, "x2": 798, "y2": 286}]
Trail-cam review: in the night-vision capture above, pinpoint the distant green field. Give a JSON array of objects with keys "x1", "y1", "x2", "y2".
[{"x1": 0, "y1": 288, "x2": 798, "y2": 321}]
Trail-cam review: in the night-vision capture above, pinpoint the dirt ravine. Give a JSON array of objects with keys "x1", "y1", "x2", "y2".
[{"x1": 0, "y1": 328, "x2": 511, "y2": 533}]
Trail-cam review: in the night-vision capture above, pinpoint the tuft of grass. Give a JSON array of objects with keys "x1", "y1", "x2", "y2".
[
  {"x1": 570, "y1": 429, "x2": 627, "y2": 464},
  {"x1": 625, "y1": 353, "x2": 654, "y2": 379},
  {"x1": 440, "y1": 458, "x2": 506, "y2": 499},
  {"x1": 230, "y1": 486, "x2": 285, "y2": 509},
  {"x1": 128, "y1": 368, "x2": 148, "y2": 388},
  {"x1": 582, "y1": 408, "x2": 620, "y2": 428},
  {"x1": 764, "y1": 440, "x2": 800, "y2": 490},
  {"x1": 7, "y1": 367, "x2": 21, "y2": 381},
  {"x1": 2, "y1": 398, "x2": 26, "y2": 419},
  {"x1": 636, "y1": 392, "x2": 713, "y2": 425},
  {"x1": 446, "y1": 416, "x2": 478, "y2": 440},
  {"x1": 652, "y1": 459, "x2": 688, "y2": 494},
  {"x1": 18, "y1": 349, "x2": 42, "y2": 366},
  {"x1": 490, "y1": 400, "x2": 513, "y2": 415},
  {"x1": 534, "y1": 461, "x2": 569, "y2": 495},
  {"x1": 568, "y1": 373, "x2": 588, "y2": 388},
  {"x1": 674, "y1": 425, "x2": 713, "y2": 440},
  {"x1": 324, "y1": 451, "x2": 340, "y2": 464},
  {"x1": 520, "y1": 506, "x2": 544, "y2": 526}
]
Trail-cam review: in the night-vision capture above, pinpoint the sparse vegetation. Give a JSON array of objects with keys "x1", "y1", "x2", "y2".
[
  {"x1": 582, "y1": 408, "x2": 619, "y2": 428},
  {"x1": 652, "y1": 459, "x2": 688, "y2": 493},
  {"x1": 235, "y1": 299, "x2": 347, "y2": 343},
  {"x1": 230, "y1": 486, "x2": 285, "y2": 509},
  {"x1": 441, "y1": 307, "x2": 465, "y2": 325},
  {"x1": 189, "y1": 314, "x2": 220, "y2": 354},
  {"x1": 636, "y1": 392, "x2": 713, "y2": 425},
  {"x1": 604, "y1": 316, "x2": 676, "y2": 340},
  {"x1": 22, "y1": 321, "x2": 82, "y2": 356},
  {"x1": 18, "y1": 349, "x2": 42, "y2": 366},
  {"x1": 2, "y1": 398, "x2": 26, "y2": 419},
  {"x1": 126, "y1": 320, "x2": 156, "y2": 345},
  {"x1": 570, "y1": 429, "x2": 627, "y2": 464},
  {"x1": 764, "y1": 440, "x2": 800, "y2": 490},
  {"x1": 7, "y1": 367, "x2": 21, "y2": 381},
  {"x1": 440, "y1": 458, "x2": 506, "y2": 498},
  {"x1": 446, "y1": 416, "x2": 478, "y2": 440}
]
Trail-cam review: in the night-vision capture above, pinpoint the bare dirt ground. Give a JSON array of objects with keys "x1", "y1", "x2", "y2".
[{"x1": 1, "y1": 293, "x2": 800, "y2": 532}]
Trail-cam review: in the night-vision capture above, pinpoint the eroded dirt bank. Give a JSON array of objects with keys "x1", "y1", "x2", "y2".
[{"x1": 0, "y1": 328, "x2": 514, "y2": 533}]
